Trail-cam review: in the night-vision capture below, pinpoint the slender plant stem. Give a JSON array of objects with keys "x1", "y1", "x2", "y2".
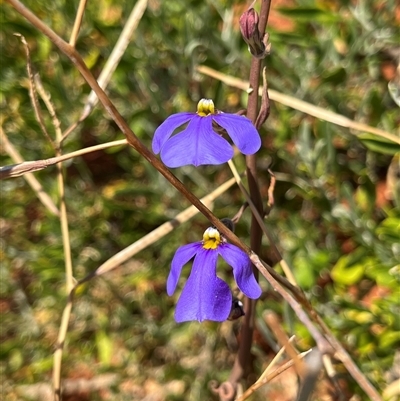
[
  {"x1": 15, "y1": 34, "x2": 56, "y2": 149},
  {"x1": 69, "y1": 0, "x2": 88, "y2": 47},
  {"x1": 229, "y1": 0, "x2": 272, "y2": 388},
  {"x1": 0, "y1": 128, "x2": 60, "y2": 215},
  {"x1": 250, "y1": 255, "x2": 332, "y2": 355},
  {"x1": 34, "y1": 73, "x2": 75, "y2": 294},
  {"x1": 80, "y1": 0, "x2": 148, "y2": 122},
  {"x1": 264, "y1": 310, "x2": 306, "y2": 377},
  {"x1": 236, "y1": 350, "x2": 312, "y2": 401},
  {"x1": 255, "y1": 335, "x2": 297, "y2": 383},
  {"x1": 53, "y1": 293, "x2": 74, "y2": 401},
  {"x1": 314, "y1": 315, "x2": 383, "y2": 401},
  {"x1": 0, "y1": 139, "x2": 128, "y2": 179}
]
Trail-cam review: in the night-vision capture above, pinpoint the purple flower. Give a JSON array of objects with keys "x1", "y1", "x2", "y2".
[
  {"x1": 152, "y1": 99, "x2": 261, "y2": 168},
  {"x1": 167, "y1": 227, "x2": 262, "y2": 322}
]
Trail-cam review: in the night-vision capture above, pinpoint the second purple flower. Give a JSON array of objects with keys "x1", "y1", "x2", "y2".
[
  {"x1": 167, "y1": 226, "x2": 262, "y2": 322},
  {"x1": 152, "y1": 99, "x2": 261, "y2": 168}
]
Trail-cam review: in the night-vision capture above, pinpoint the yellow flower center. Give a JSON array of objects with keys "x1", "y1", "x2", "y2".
[
  {"x1": 196, "y1": 99, "x2": 215, "y2": 117},
  {"x1": 202, "y1": 227, "x2": 221, "y2": 250}
]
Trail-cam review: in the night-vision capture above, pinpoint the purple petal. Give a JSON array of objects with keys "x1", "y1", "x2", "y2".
[
  {"x1": 152, "y1": 112, "x2": 194, "y2": 154},
  {"x1": 160, "y1": 115, "x2": 234, "y2": 167},
  {"x1": 213, "y1": 113, "x2": 261, "y2": 155},
  {"x1": 219, "y1": 244, "x2": 262, "y2": 299},
  {"x1": 167, "y1": 242, "x2": 202, "y2": 296},
  {"x1": 175, "y1": 249, "x2": 232, "y2": 322}
]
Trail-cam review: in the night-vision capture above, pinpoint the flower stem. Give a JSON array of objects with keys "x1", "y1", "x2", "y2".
[{"x1": 228, "y1": 0, "x2": 272, "y2": 389}]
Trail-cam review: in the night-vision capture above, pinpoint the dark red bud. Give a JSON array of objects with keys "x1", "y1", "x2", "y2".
[
  {"x1": 239, "y1": 8, "x2": 259, "y2": 40},
  {"x1": 239, "y1": 8, "x2": 269, "y2": 59}
]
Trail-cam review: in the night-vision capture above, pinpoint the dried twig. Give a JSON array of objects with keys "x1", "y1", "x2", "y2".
[
  {"x1": 0, "y1": 128, "x2": 60, "y2": 216},
  {"x1": 255, "y1": 67, "x2": 270, "y2": 129},
  {"x1": 33, "y1": 61, "x2": 75, "y2": 396},
  {"x1": 69, "y1": 0, "x2": 88, "y2": 47},
  {"x1": 383, "y1": 378, "x2": 400, "y2": 400},
  {"x1": 33, "y1": 65, "x2": 74, "y2": 295},
  {"x1": 62, "y1": 0, "x2": 148, "y2": 142},
  {"x1": 265, "y1": 168, "x2": 275, "y2": 214},
  {"x1": 236, "y1": 350, "x2": 312, "y2": 401},
  {"x1": 264, "y1": 311, "x2": 306, "y2": 378},
  {"x1": 14, "y1": 33, "x2": 56, "y2": 149},
  {"x1": 0, "y1": 139, "x2": 128, "y2": 179},
  {"x1": 78, "y1": 0, "x2": 148, "y2": 124},
  {"x1": 315, "y1": 315, "x2": 383, "y2": 401}
]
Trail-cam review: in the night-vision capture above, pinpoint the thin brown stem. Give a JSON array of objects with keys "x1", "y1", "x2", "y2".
[
  {"x1": 315, "y1": 315, "x2": 383, "y2": 401},
  {"x1": 0, "y1": 139, "x2": 128, "y2": 179},
  {"x1": 34, "y1": 73, "x2": 74, "y2": 294},
  {"x1": 15, "y1": 33, "x2": 55, "y2": 149},
  {"x1": 62, "y1": 0, "x2": 148, "y2": 143},
  {"x1": 80, "y1": 0, "x2": 148, "y2": 122},
  {"x1": 34, "y1": 69, "x2": 76, "y2": 397},
  {"x1": 236, "y1": 350, "x2": 312, "y2": 401},
  {"x1": 0, "y1": 128, "x2": 60, "y2": 216},
  {"x1": 250, "y1": 254, "x2": 332, "y2": 355},
  {"x1": 69, "y1": 0, "x2": 88, "y2": 47},
  {"x1": 264, "y1": 310, "x2": 306, "y2": 378},
  {"x1": 229, "y1": 0, "x2": 272, "y2": 389}
]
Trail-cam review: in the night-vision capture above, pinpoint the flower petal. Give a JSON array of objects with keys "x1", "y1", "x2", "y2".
[
  {"x1": 160, "y1": 115, "x2": 234, "y2": 167},
  {"x1": 219, "y1": 244, "x2": 262, "y2": 299},
  {"x1": 213, "y1": 113, "x2": 261, "y2": 155},
  {"x1": 152, "y1": 112, "x2": 194, "y2": 154},
  {"x1": 167, "y1": 242, "x2": 202, "y2": 296},
  {"x1": 175, "y1": 249, "x2": 232, "y2": 322}
]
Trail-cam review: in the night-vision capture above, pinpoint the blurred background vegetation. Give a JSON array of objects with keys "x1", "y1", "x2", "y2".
[{"x1": 1, "y1": 0, "x2": 399, "y2": 400}]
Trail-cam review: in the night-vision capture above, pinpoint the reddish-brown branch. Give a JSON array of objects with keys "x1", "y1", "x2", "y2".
[{"x1": 228, "y1": 0, "x2": 272, "y2": 390}]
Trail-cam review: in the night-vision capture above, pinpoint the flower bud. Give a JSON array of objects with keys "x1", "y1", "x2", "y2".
[
  {"x1": 239, "y1": 8, "x2": 259, "y2": 41},
  {"x1": 239, "y1": 8, "x2": 269, "y2": 59}
]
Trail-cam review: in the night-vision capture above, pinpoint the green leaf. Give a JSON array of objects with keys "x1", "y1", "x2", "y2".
[
  {"x1": 276, "y1": 7, "x2": 333, "y2": 20},
  {"x1": 376, "y1": 217, "x2": 400, "y2": 243},
  {"x1": 358, "y1": 134, "x2": 400, "y2": 155},
  {"x1": 331, "y1": 248, "x2": 366, "y2": 285},
  {"x1": 95, "y1": 330, "x2": 113, "y2": 366},
  {"x1": 379, "y1": 330, "x2": 400, "y2": 349},
  {"x1": 364, "y1": 259, "x2": 396, "y2": 287},
  {"x1": 322, "y1": 67, "x2": 347, "y2": 84}
]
